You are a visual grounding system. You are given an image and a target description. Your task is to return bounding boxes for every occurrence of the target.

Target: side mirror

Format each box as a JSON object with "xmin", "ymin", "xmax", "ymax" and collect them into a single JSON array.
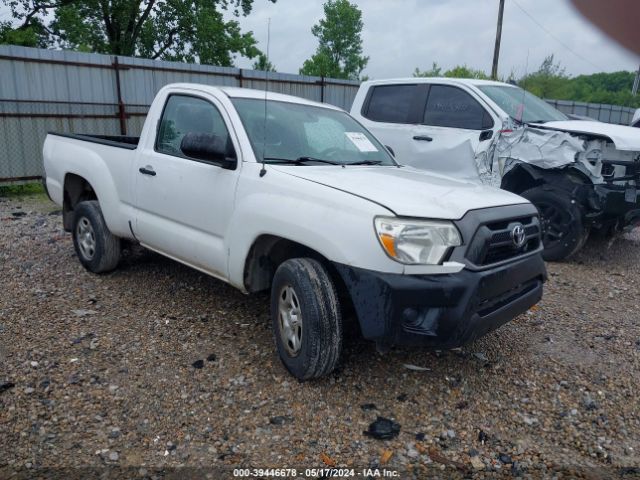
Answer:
[
  {"xmin": 385, "ymin": 145, "xmax": 395, "ymax": 157},
  {"xmin": 180, "ymin": 132, "xmax": 236, "ymax": 169}
]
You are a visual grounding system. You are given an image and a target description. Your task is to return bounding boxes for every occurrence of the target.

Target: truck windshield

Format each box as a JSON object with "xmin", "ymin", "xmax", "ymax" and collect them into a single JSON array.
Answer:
[
  {"xmin": 478, "ymin": 85, "xmax": 568, "ymax": 124},
  {"xmin": 231, "ymin": 98, "xmax": 396, "ymax": 166}
]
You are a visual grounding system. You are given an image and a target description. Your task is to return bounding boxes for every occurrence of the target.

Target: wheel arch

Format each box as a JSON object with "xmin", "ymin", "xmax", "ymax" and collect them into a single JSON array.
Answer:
[{"xmin": 62, "ymin": 173, "xmax": 98, "ymax": 231}]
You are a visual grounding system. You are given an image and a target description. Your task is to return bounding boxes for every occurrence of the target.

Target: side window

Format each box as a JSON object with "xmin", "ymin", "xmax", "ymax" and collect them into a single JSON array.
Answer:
[
  {"xmin": 423, "ymin": 85, "xmax": 493, "ymax": 130},
  {"xmin": 364, "ymin": 84, "xmax": 417, "ymax": 123},
  {"xmin": 156, "ymin": 95, "xmax": 231, "ymax": 158}
]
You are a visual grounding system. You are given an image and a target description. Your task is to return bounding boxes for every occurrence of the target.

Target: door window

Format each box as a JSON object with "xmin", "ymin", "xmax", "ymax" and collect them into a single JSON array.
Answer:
[
  {"xmin": 364, "ymin": 84, "xmax": 417, "ymax": 123},
  {"xmin": 423, "ymin": 85, "xmax": 493, "ymax": 130},
  {"xmin": 156, "ymin": 95, "xmax": 231, "ymax": 158}
]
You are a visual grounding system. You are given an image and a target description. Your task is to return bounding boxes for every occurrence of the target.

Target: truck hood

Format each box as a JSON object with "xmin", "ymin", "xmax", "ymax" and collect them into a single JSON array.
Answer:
[
  {"xmin": 533, "ymin": 120, "xmax": 640, "ymax": 151},
  {"xmin": 274, "ymin": 165, "xmax": 528, "ymax": 219}
]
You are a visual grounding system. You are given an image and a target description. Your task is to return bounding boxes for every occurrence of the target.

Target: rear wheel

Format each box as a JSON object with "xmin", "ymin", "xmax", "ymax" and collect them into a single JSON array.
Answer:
[
  {"xmin": 270, "ymin": 258, "xmax": 342, "ymax": 380},
  {"xmin": 520, "ymin": 187, "xmax": 587, "ymax": 261},
  {"xmin": 72, "ymin": 200, "xmax": 121, "ymax": 273}
]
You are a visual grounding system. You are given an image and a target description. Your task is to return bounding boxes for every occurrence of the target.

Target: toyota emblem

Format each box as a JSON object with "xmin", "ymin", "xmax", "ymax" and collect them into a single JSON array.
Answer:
[{"xmin": 511, "ymin": 223, "xmax": 526, "ymax": 248}]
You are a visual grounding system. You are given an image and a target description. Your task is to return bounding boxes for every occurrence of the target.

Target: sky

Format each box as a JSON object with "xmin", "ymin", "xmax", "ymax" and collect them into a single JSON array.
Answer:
[
  {"xmin": 1, "ymin": 0, "xmax": 638, "ymax": 79},
  {"xmin": 232, "ymin": 0, "xmax": 640, "ymax": 79}
]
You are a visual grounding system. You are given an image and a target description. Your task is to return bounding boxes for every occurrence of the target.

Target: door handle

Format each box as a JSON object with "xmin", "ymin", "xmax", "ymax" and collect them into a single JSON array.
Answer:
[
  {"xmin": 139, "ymin": 166, "xmax": 156, "ymax": 176},
  {"xmin": 412, "ymin": 135, "xmax": 433, "ymax": 142}
]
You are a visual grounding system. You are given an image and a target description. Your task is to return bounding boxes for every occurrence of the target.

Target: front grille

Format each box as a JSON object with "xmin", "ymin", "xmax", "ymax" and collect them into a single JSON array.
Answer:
[{"xmin": 466, "ymin": 215, "xmax": 541, "ymax": 266}]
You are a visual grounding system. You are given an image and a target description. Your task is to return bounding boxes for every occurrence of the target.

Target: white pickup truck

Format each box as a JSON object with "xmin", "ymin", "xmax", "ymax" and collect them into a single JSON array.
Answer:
[
  {"xmin": 352, "ymin": 78, "xmax": 640, "ymax": 260},
  {"xmin": 43, "ymin": 83, "xmax": 546, "ymax": 379}
]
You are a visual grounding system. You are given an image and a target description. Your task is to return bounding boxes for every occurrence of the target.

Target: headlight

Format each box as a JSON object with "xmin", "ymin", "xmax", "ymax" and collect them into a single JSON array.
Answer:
[{"xmin": 374, "ymin": 216, "xmax": 461, "ymax": 265}]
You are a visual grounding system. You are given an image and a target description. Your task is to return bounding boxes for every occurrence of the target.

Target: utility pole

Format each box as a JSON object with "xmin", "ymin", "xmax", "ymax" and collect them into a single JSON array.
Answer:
[
  {"xmin": 491, "ymin": 0, "xmax": 505, "ymax": 80},
  {"xmin": 633, "ymin": 64, "xmax": 640, "ymax": 96}
]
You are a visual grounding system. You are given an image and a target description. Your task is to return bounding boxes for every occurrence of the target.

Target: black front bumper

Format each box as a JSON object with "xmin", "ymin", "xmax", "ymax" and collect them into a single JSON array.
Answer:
[
  {"xmin": 334, "ymin": 253, "xmax": 546, "ymax": 349},
  {"xmin": 591, "ymin": 183, "xmax": 640, "ymax": 229}
]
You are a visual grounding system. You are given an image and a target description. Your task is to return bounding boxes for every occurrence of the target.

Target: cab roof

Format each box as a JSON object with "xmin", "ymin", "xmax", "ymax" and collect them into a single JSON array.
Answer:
[{"xmin": 162, "ymin": 83, "xmax": 342, "ymax": 110}]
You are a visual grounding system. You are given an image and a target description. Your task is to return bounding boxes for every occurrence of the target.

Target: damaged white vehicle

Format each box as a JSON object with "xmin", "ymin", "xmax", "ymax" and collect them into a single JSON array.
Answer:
[{"xmin": 352, "ymin": 78, "xmax": 640, "ymax": 260}]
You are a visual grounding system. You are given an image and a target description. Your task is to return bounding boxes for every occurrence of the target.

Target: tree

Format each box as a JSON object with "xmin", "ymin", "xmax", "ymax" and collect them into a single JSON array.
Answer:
[
  {"xmin": 519, "ymin": 54, "xmax": 570, "ymax": 99},
  {"xmin": 1, "ymin": 0, "xmax": 275, "ymax": 66},
  {"xmin": 413, "ymin": 63, "xmax": 488, "ymax": 79},
  {"xmin": 299, "ymin": 0, "xmax": 368, "ymax": 80},
  {"xmin": 413, "ymin": 63, "xmax": 442, "ymax": 77},
  {"xmin": 252, "ymin": 52, "xmax": 275, "ymax": 71}
]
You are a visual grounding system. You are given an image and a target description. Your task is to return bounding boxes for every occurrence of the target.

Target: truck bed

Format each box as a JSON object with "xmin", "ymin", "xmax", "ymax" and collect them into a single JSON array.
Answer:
[{"xmin": 48, "ymin": 132, "xmax": 140, "ymax": 150}]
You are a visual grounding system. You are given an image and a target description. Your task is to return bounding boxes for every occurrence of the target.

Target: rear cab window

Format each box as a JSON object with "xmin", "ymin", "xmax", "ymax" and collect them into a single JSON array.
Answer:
[{"xmin": 363, "ymin": 84, "xmax": 418, "ymax": 123}]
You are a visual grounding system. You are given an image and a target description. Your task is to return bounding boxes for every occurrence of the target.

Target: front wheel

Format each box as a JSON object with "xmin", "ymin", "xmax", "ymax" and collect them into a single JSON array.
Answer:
[
  {"xmin": 270, "ymin": 258, "xmax": 343, "ymax": 380},
  {"xmin": 520, "ymin": 187, "xmax": 588, "ymax": 261}
]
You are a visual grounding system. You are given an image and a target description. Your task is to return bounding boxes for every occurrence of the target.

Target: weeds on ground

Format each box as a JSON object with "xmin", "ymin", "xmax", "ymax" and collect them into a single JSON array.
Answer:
[{"xmin": 0, "ymin": 182, "xmax": 45, "ymax": 197}]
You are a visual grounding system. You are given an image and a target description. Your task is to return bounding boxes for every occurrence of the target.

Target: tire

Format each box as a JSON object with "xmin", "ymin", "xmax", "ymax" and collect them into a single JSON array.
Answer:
[
  {"xmin": 270, "ymin": 258, "xmax": 343, "ymax": 380},
  {"xmin": 72, "ymin": 200, "xmax": 121, "ymax": 273},
  {"xmin": 520, "ymin": 186, "xmax": 588, "ymax": 261}
]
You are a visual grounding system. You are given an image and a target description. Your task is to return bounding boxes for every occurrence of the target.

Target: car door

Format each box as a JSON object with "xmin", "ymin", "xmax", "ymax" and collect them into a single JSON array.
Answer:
[
  {"xmin": 357, "ymin": 83, "xmax": 421, "ymax": 162},
  {"xmin": 407, "ymin": 84, "xmax": 498, "ymax": 182},
  {"xmin": 134, "ymin": 92, "xmax": 240, "ymax": 280}
]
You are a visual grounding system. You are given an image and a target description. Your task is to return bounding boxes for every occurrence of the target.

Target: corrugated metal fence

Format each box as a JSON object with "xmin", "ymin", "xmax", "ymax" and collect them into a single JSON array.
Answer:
[
  {"xmin": 545, "ymin": 98, "xmax": 637, "ymax": 125},
  {"xmin": 0, "ymin": 45, "xmax": 359, "ymax": 183},
  {"xmin": 1, "ymin": 45, "xmax": 638, "ymax": 183}
]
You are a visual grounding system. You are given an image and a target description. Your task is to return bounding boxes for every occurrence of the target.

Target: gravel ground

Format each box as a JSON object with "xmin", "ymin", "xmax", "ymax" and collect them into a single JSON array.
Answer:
[{"xmin": 1, "ymin": 193, "xmax": 639, "ymax": 479}]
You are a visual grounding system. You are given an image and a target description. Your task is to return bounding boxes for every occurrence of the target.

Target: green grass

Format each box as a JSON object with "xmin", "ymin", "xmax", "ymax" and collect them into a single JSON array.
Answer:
[{"xmin": 0, "ymin": 182, "xmax": 45, "ymax": 197}]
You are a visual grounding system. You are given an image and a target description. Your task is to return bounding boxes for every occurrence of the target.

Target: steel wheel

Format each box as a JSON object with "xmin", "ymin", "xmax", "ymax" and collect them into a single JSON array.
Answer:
[
  {"xmin": 75, "ymin": 216, "xmax": 96, "ymax": 260},
  {"xmin": 278, "ymin": 285, "xmax": 303, "ymax": 357}
]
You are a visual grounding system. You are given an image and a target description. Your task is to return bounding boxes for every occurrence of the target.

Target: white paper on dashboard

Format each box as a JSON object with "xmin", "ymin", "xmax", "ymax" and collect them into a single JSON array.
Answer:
[{"xmin": 345, "ymin": 132, "xmax": 378, "ymax": 152}]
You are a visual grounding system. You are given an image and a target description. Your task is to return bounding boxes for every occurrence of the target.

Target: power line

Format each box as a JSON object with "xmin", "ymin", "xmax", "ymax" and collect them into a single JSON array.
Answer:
[{"xmin": 511, "ymin": 0, "xmax": 605, "ymax": 71}]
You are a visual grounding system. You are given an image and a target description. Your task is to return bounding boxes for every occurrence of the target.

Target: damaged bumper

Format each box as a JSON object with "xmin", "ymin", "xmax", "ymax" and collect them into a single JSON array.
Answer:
[
  {"xmin": 334, "ymin": 254, "xmax": 546, "ymax": 349},
  {"xmin": 592, "ymin": 183, "xmax": 640, "ymax": 229}
]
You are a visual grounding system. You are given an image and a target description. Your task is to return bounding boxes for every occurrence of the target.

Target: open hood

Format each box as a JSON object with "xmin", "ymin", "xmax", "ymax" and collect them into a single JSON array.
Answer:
[
  {"xmin": 273, "ymin": 165, "xmax": 528, "ymax": 219},
  {"xmin": 533, "ymin": 120, "xmax": 640, "ymax": 151}
]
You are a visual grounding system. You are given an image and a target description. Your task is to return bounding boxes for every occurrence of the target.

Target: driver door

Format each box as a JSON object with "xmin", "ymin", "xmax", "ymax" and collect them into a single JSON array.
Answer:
[{"xmin": 133, "ymin": 92, "xmax": 240, "ymax": 279}]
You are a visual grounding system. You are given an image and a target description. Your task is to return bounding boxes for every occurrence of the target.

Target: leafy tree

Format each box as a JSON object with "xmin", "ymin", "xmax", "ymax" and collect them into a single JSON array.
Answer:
[
  {"xmin": 1, "ymin": 0, "xmax": 275, "ymax": 66},
  {"xmin": 299, "ymin": 0, "xmax": 368, "ymax": 80},
  {"xmin": 413, "ymin": 63, "xmax": 488, "ymax": 79},
  {"xmin": 519, "ymin": 54, "xmax": 570, "ymax": 99},
  {"xmin": 413, "ymin": 63, "xmax": 442, "ymax": 77},
  {"xmin": 252, "ymin": 52, "xmax": 275, "ymax": 71}
]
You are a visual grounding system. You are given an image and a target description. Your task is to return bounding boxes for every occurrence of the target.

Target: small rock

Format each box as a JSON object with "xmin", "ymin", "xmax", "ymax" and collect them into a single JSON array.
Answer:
[
  {"xmin": 192, "ymin": 359, "xmax": 204, "ymax": 369},
  {"xmin": 269, "ymin": 416, "xmax": 290, "ymax": 426},
  {"xmin": 473, "ymin": 352, "xmax": 488, "ymax": 362},
  {"xmin": 108, "ymin": 451, "xmax": 119, "ymax": 461},
  {"xmin": 396, "ymin": 393, "xmax": 408, "ymax": 402},
  {"xmin": 471, "ymin": 456, "xmax": 485, "ymax": 470},
  {"xmin": 0, "ymin": 381, "xmax": 15, "ymax": 394},
  {"xmin": 364, "ymin": 417, "xmax": 401, "ymax": 440},
  {"xmin": 360, "ymin": 403, "xmax": 377, "ymax": 411},
  {"xmin": 24, "ymin": 387, "xmax": 35, "ymax": 394},
  {"xmin": 499, "ymin": 453, "xmax": 513, "ymax": 464},
  {"xmin": 415, "ymin": 432, "xmax": 426, "ymax": 441},
  {"xmin": 29, "ymin": 361, "xmax": 39, "ymax": 368},
  {"xmin": 478, "ymin": 430, "xmax": 489, "ymax": 444},
  {"xmin": 206, "ymin": 353, "xmax": 216, "ymax": 362},
  {"xmin": 72, "ymin": 309, "xmax": 97, "ymax": 317}
]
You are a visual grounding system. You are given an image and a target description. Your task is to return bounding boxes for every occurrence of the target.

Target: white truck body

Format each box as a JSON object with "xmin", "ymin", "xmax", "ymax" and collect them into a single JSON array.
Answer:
[
  {"xmin": 351, "ymin": 78, "xmax": 640, "ymax": 260},
  {"xmin": 43, "ymin": 83, "xmax": 546, "ymax": 379}
]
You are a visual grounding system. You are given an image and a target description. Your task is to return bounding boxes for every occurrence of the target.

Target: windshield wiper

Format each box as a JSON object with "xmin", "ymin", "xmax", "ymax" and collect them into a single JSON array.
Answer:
[
  {"xmin": 263, "ymin": 156, "xmax": 342, "ymax": 165},
  {"xmin": 347, "ymin": 160, "xmax": 383, "ymax": 165},
  {"xmin": 526, "ymin": 120, "xmax": 548, "ymax": 124}
]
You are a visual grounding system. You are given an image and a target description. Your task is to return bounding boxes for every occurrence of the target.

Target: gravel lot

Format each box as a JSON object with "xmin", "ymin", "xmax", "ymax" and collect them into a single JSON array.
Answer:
[{"xmin": 1, "ymin": 193, "xmax": 639, "ymax": 479}]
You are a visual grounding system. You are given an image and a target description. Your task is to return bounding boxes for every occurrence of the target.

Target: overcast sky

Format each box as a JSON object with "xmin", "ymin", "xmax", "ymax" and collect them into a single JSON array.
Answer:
[
  {"xmin": 233, "ymin": 0, "xmax": 640, "ymax": 79},
  {"xmin": 1, "ymin": 0, "xmax": 638, "ymax": 78}
]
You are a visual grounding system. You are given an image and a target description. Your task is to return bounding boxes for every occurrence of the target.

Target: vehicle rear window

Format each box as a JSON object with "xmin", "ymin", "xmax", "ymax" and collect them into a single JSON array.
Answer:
[
  {"xmin": 364, "ymin": 84, "xmax": 417, "ymax": 123},
  {"xmin": 423, "ymin": 85, "xmax": 493, "ymax": 130}
]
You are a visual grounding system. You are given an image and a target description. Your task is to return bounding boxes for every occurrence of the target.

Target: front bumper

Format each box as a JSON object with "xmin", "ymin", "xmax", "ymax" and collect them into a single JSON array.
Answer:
[
  {"xmin": 334, "ymin": 253, "xmax": 546, "ymax": 349},
  {"xmin": 591, "ymin": 183, "xmax": 640, "ymax": 229}
]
